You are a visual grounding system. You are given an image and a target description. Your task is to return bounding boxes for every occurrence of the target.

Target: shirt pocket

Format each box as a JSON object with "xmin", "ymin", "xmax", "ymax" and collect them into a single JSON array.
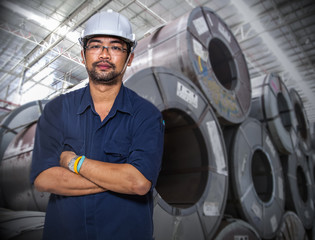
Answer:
[
  {"xmin": 63, "ymin": 138, "xmax": 84, "ymax": 155},
  {"xmin": 103, "ymin": 141, "xmax": 130, "ymax": 163}
]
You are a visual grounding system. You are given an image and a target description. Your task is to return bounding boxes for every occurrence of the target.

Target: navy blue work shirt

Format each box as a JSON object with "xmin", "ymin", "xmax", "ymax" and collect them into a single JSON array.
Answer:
[{"xmin": 30, "ymin": 84, "xmax": 164, "ymax": 240}]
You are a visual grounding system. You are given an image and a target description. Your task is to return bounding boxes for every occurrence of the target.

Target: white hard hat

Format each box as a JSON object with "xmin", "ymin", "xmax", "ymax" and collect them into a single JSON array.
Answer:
[{"xmin": 79, "ymin": 10, "xmax": 136, "ymax": 51}]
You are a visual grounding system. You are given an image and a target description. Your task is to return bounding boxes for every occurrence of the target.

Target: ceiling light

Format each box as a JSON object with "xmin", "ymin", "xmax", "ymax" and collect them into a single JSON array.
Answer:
[{"xmin": 1, "ymin": 0, "xmax": 59, "ymax": 30}]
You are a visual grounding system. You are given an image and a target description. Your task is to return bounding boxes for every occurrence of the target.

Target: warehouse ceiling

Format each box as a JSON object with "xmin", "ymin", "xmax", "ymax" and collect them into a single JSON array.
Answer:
[{"xmin": 0, "ymin": 0, "xmax": 314, "ymax": 124}]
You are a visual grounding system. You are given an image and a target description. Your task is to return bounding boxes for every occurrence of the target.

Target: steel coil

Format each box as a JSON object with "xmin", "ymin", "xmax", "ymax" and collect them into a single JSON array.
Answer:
[
  {"xmin": 0, "ymin": 100, "xmax": 47, "ymax": 162},
  {"xmin": 0, "ymin": 100, "xmax": 48, "ymax": 209},
  {"xmin": 124, "ymin": 67, "xmax": 228, "ymax": 240},
  {"xmin": 213, "ymin": 218, "xmax": 261, "ymax": 240},
  {"xmin": 312, "ymin": 123, "xmax": 315, "ymax": 150},
  {"xmin": 250, "ymin": 73, "xmax": 296, "ymax": 155},
  {"xmin": 289, "ymin": 88, "xmax": 311, "ymax": 155},
  {"xmin": 275, "ymin": 211, "xmax": 307, "ymax": 240},
  {"xmin": 310, "ymin": 151, "xmax": 315, "ymax": 203},
  {"xmin": 281, "ymin": 147, "xmax": 315, "ymax": 229},
  {"xmin": 125, "ymin": 6, "xmax": 251, "ymax": 125},
  {"xmin": 224, "ymin": 117, "xmax": 285, "ymax": 239},
  {"xmin": 0, "ymin": 123, "xmax": 50, "ymax": 212},
  {"xmin": 0, "ymin": 208, "xmax": 45, "ymax": 240}
]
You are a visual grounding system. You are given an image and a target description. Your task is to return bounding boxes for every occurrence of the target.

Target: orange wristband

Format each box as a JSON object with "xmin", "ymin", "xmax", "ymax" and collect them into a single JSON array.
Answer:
[{"xmin": 74, "ymin": 156, "xmax": 82, "ymax": 174}]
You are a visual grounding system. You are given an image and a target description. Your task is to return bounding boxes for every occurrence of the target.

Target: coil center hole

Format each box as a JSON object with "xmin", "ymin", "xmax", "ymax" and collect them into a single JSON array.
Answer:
[
  {"xmin": 277, "ymin": 92, "xmax": 292, "ymax": 132},
  {"xmin": 251, "ymin": 149, "xmax": 273, "ymax": 203},
  {"xmin": 156, "ymin": 109, "xmax": 208, "ymax": 209},
  {"xmin": 209, "ymin": 38, "xmax": 237, "ymax": 90},
  {"xmin": 294, "ymin": 103, "xmax": 307, "ymax": 140},
  {"xmin": 296, "ymin": 165, "xmax": 308, "ymax": 203}
]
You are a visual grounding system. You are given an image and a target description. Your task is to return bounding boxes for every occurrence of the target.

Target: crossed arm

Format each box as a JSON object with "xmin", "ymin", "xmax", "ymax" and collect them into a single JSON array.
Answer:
[{"xmin": 34, "ymin": 151, "xmax": 151, "ymax": 196}]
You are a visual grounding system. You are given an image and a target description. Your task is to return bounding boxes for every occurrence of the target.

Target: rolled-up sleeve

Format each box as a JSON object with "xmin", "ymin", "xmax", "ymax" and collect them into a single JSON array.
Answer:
[
  {"xmin": 30, "ymin": 97, "xmax": 65, "ymax": 184},
  {"xmin": 128, "ymin": 101, "xmax": 164, "ymax": 190}
]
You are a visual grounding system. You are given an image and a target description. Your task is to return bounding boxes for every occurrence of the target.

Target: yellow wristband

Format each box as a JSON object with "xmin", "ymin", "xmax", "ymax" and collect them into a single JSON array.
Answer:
[{"xmin": 74, "ymin": 156, "xmax": 82, "ymax": 174}]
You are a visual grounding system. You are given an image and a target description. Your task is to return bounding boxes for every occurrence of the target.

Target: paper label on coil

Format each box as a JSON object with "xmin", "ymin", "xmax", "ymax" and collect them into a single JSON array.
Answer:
[
  {"xmin": 192, "ymin": 38, "xmax": 208, "ymax": 62},
  {"xmin": 203, "ymin": 201, "xmax": 220, "ymax": 216},
  {"xmin": 270, "ymin": 215, "xmax": 278, "ymax": 232},
  {"xmin": 206, "ymin": 14, "xmax": 214, "ymax": 27},
  {"xmin": 251, "ymin": 202, "xmax": 262, "ymax": 220},
  {"xmin": 176, "ymin": 82, "xmax": 198, "ymax": 108},
  {"xmin": 278, "ymin": 177, "xmax": 284, "ymax": 200},
  {"xmin": 241, "ymin": 153, "xmax": 248, "ymax": 176},
  {"xmin": 148, "ymin": 48, "xmax": 153, "ymax": 66},
  {"xmin": 193, "ymin": 16, "xmax": 208, "ymax": 36},
  {"xmin": 265, "ymin": 135, "xmax": 276, "ymax": 158},
  {"xmin": 218, "ymin": 22, "xmax": 231, "ymax": 43},
  {"xmin": 206, "ymin": 120, "xmax": 227, "ymax": 175}
]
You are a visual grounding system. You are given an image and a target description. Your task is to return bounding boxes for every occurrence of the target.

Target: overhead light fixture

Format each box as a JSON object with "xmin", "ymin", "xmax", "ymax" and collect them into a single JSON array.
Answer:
[{"xmin": 1, "ymin": 0, "xmax": 59, "ymax": 30}]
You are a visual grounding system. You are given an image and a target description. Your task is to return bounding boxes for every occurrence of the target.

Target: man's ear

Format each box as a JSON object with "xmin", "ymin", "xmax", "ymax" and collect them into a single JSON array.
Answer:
[
  {"xmin": 127, "ymin": 52, "xmax": 134, "ymax": 66},
  {"xmin": 81, "ymin": 50, "xmax": 85, "ymax": 64}
]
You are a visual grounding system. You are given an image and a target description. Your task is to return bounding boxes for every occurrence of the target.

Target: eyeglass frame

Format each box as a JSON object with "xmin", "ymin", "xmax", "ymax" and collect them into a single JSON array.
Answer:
[{"xmin": 84, "ymin": 44, "xmax": 128, "ymax": 55}]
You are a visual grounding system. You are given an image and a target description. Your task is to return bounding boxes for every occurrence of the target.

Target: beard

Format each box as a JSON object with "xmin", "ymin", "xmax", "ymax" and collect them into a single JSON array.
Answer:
[{"xmin": 87, "ymin": 61, "xmax": 120, "ymax": 86}]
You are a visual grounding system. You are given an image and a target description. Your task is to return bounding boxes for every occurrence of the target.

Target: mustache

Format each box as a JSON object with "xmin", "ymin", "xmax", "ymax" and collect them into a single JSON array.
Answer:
[{"xmin": 92, "ymin": 60, "xmax": 116, "ymax": 68}]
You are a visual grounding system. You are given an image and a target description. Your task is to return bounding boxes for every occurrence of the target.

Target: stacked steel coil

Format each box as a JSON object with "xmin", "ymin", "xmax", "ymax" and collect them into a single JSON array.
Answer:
[
  {"xmin": 125, "ymin": 67, "xmax": 228, "ymax": 239},
  {"xmin": 124, "ymin": 7, "xmax": 251, "ymax": 125},
  {"xmin": 0, "ymin": 6, "xmax": 314, "ymax": 240}
]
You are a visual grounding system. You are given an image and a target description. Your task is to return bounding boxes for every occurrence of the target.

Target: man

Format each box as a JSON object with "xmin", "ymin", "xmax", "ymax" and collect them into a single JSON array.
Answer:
[{"xmin": 30, "ymin": 10, "xmax": 164, "ymax": 240}]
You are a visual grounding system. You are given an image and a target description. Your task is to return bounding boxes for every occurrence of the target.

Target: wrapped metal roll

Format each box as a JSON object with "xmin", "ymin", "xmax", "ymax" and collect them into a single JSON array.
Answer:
[
  {"xmin": 309, "ymin": 151, "xmax": 315, "ymax": 203},
  {"xmin": 250, "ymin": 73, "xmax": 296, "ymax": 155},
  {"xmin": 125, "ymin": 6, "xmax": 251, "ymax": 125},
  {"xmin": 224, "ymin": 117, "xmax": 285, "ymax": 239},
  {"xmin": 213, "ymin": 218, "xmax": 261, "ymax": 240},
  {"xmin": 312, "ymin": 123, "xmax": 315, "ymax": 150},
  {"xmin": 289, "ymin": 88, "xmax": 311, "ymax": 155},
  {"xmin": 275, "ymin": 211, "xmax": 307, "ymax": 240},
  {"xmin": 0, "ymin": 123, "xmax": 50, "ymax": 212},
  {"xmin": 0, "ymin": 208, "xmax": 45, "ymax": 240},
  {"xmin": 0, "ymin": 100, "xmax": 48, "ymax": 209},
  {"xmin": 281, "ymin": 146, "xmax": 315, "ymax": 229},
  {"xmin": 0, "ymin": 100, "xmax": 47, "ymax": 162},
  {"xmin": 124, "ymin": 67, "xmax": 228, "ymax": 240}
]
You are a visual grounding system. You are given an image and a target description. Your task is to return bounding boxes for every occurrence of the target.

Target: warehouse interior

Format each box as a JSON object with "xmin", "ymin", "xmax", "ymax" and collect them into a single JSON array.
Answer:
[
  {"xmin": 0, "ymin": 0, "xmax": 314, "ymax": 122},
  {"xmin": 0, "ymin": 0, "xmax": 314, "ymax": 239}
]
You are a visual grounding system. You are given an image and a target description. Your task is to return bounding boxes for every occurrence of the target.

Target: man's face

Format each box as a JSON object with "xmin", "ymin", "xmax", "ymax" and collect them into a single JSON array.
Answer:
[{"xmin": 82, "ymin": 36, "xmax": 131, "ymax": 85}]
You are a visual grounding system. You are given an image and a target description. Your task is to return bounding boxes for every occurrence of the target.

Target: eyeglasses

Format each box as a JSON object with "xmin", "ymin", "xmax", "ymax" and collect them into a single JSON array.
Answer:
[{"xmin": 85, "ymin": 44, "xmax": 127, "ymax": 55}]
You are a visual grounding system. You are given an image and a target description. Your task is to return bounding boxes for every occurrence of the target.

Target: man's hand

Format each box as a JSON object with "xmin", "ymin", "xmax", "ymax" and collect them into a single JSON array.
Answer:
[
  {"xmin": 34, "ymin": 151, "xmax": 108, "ymax": 196},
  {"xmin": 60, "ymin": 151, "xmax": 77, "ymax": 168}
]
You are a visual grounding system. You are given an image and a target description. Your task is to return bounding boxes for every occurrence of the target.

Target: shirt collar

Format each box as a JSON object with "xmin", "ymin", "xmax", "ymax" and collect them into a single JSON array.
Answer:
[{"xmin": 77, "ymin": 83, "xmax": 133, "ymax": 115}]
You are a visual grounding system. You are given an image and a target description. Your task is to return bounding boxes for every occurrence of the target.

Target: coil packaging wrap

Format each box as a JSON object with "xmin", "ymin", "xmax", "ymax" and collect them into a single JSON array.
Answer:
[
  {"xmin": 281, "ymin": 147, "xmax": 315, "ymax": 229},
  {"xmin": 125, "ymin": 6, "xmax": 251, "ymax": 125},
  {"xmin": 289, "ymin": 88, "xmax": 311, "ymax": 155},
  {"xmin": 224, "ymin": 117, "xmax": 285, "ymax": 239},
  {"xmin": 213, "ymin": 218, "xmax": 261, "ymax": 240},
  {"xmin": 0, "ymin": 123, "xmax": 49, "ymax": 212},
  {"xmin": 124, "ymin": 67, "xmax": 228, "ymax": 240},
  {"xmin": 250, "ymin": 74, "xmax": 296, "ymax": 155}
]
